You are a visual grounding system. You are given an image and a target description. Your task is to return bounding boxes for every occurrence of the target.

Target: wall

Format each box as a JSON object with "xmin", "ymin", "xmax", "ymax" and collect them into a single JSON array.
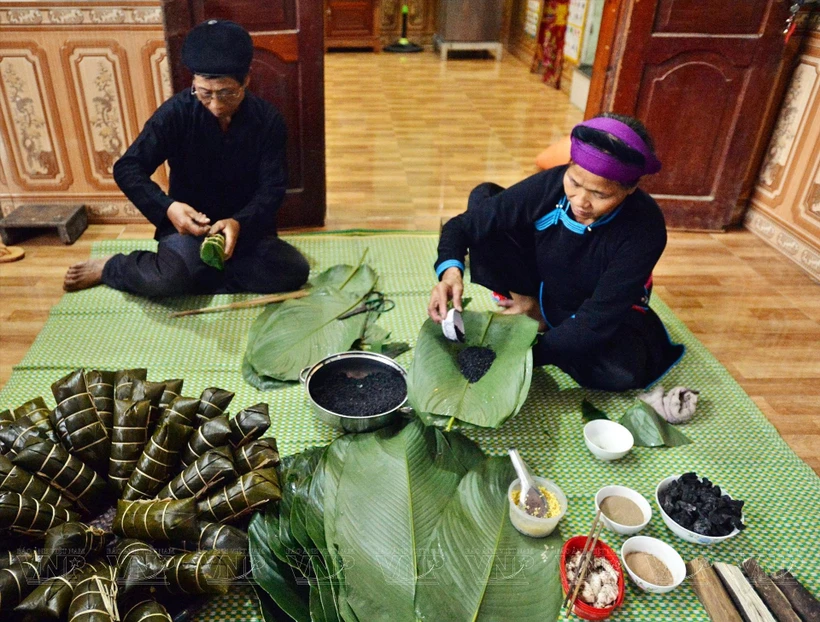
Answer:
[
  {"xmin": 747, "ymin": 20, "xmax": 820, "ymax": 283},
  {"xmin": 0, "ymin": 0, "xmax": 170, "ymax": 223}
]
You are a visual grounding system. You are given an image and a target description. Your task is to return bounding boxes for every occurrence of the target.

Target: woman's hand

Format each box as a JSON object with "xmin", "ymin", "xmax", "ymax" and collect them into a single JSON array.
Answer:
[
  {"xmin": 428, "ymin": 267, "xmax": 463, "ymax": 323},
  {"xmin": 208, "ymin": 218, "xmax": 241, "ymax": 260},
  {"xmin": 496, "ymin": 293, "xmax": 547, "ymax": 331},
  {"xmin": 167, "ymin": 201, "xmax": 210, "ymax": 236}
]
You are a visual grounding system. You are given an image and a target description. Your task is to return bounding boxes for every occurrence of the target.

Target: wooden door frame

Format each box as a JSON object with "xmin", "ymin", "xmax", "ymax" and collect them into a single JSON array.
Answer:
[{"xmin": 584, "ymin": 0, "xmax": 806, "ymax": 229}]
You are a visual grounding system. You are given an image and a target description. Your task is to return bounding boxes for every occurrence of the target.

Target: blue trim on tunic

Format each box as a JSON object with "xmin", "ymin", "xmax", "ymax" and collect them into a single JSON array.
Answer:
[
  {"xmin": 436, "ymin": 259, "xmax": 464, "ymax": 278},
  {"xmin": 535, "ymin": 196, "xmax": 625, "ymax": 234}
]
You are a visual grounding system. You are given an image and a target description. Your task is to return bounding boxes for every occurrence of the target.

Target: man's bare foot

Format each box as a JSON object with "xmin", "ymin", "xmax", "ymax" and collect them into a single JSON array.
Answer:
[{"xmin": 63, "ymin": 257, "xmax": 109, "ymax": 292}]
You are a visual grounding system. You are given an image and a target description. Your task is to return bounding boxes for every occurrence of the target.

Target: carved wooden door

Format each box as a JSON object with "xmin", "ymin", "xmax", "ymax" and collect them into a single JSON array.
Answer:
[
  {"xmin": 325, "ymin": 0, "xmax": 381, "ymax": 50},
  {"xmin": 162, "ymin": 0, "xmax": 326, "ymax": 229},
  {"xmin": 586, "ymin": 0, "xmax": 799, "ymax": 230}
]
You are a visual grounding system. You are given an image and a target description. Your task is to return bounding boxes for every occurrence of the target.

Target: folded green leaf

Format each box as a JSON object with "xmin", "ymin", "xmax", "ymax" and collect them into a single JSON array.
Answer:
[
  {"xmin": 180, "ymin": 415, "xmax": 231, "ymax": 468},
  {"xmin": 582, "ymin": 399, "xmax": 610, "ymax": 421},
  {"xmin": 67, "ymin": 562, "xmax": 117, "ymax": 622},
  {"xmin": 0, "ymin": 492, "xmax": 79, "ymax": 537},
  {"xmin": 233, "ymin": 438, "xmax": 280, "ymax": 475},
  {"xmin": 113, "ymin": 498, "xmax": 200, "ymax": 542},
  {"xmin": 156, "ymin": 446, "xmax": 236, "ymax": 500},
  {"xmin": 157, "ymin": 396, "xmax": 200, "ymax": 428},
  {"xmin": 228, "ymin": 403, "xmax": 270, "ymax": 448},
  {"xmin": 115, "ymin": 539, "xmax": 166, "ymax": 595},
  {"xmin": 244, "ymin": 264, "xmax": 378, "ymax": 382},
  {"xmin": 130, "ymin": 379, "xmax": 167, "ymax": 428},
  {"xmin": 0, "ymin": 549, "xmax": 35, "ymax": 570},
  {"xmin": 619, "ymin": 400, "xmax": 693, "ymax": 447},
  {"xmin": 197, "ymin": 387, "xmax": 235, "ymax": 425},
  {"xmin": 122, "ymin": 420, "xmax": 193, "ymax": 501},
  {"xmin": 158, "ymin": 378, "xmax": 184, "ymax": 411},
  {"xmin": 408, "ymin": 312, "xmax": 539, "ymax": 428},
  {"xmin": 11, "ymin": 439, "xmax": 108, "ymax": 515},
  {"xmin": 114, "ymin": 369, "xmax": 148, "ymax": 400},
  {"xmin": 0, "ymin": 413, "xmax": 54, "ymax": 456},
  {"xmin": 163, "ymin": 550, "xmax": 245, "ymax": 595},
  {"xmin": 200, "ymin": 233, "xmax": 226, "ymax": 270},
  {"xmin": 0, "ymin": 453, "xmax": 69, "ymax": 508},
  {"xmin": 50, "ymin": 369, "xmax": 110, "ymax": 470},
  {"xmin": 109, "ymin": 399, "xmax": 152, "ymax": 494},
  {"xmin": 198, "ymin": 467, "xmax": 281, "ymax": 524},
  {"xmin": 6, "ymin": 397, "xmax": 59, "ymax": 444},
  {"xmin": 85, "ymin": 370, "xmax": 115, "ymax": 435},
  {"xmin": 121, "ymin": 594, "xmax": 172, "ymax": 622},
  {"xmin": 15, "ymin": 569, "xmax": 79, "ymax": 619},
  {"xmin": 42, "ymin": 522, "xmax": 108, "ymax": 569},
  {"xmin": 0, "ymin": 558, "xmax": 41, "ymax": 610},
  {"xmin": 180, "ymin": 522, "xmax": 249, "ymax": 553}
]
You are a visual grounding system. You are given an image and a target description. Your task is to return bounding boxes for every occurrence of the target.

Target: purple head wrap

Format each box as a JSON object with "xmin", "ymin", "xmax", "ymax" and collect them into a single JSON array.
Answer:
[{"xmin": 570, "ymin": 117, "xmax": 662, "ymax": 185}]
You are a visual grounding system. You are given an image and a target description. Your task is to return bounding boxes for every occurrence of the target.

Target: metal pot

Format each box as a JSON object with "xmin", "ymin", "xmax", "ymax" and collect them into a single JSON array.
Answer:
[{"xmin": 299, "ymin": 351, "xmax": 408, "ymax": 433}]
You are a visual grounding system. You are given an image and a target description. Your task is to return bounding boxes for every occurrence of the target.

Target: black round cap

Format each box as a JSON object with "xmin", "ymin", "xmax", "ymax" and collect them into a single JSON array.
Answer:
[{"xmin": 182, "ymin": 19, "xmax": 253, "ymax": 77}]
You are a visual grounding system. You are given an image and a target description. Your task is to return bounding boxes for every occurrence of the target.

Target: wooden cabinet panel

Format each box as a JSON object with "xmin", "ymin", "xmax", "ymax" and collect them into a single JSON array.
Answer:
[{"xmin": 325, "ymin": 0, "xmax": 380, "ymax": 50}]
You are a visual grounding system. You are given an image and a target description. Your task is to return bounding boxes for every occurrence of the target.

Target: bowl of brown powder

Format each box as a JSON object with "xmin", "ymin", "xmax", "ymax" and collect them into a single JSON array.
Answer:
[
  {"xmin": 620, "ymin": 536, "xmax": 686, "ymax": 594},
  {"xmin": 595, "ymin": 485, "xmax": 652, "ymax": 535}
]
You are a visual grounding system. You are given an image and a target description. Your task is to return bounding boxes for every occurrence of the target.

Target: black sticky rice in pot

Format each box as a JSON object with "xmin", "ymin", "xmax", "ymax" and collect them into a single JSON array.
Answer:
[
  {"xmin": 311, "ymin": 371, "xmax": 406, "ymax": 416},
  {"xmin": 457, "ymin": 346, "xmax": 496, "ymax": 383}
]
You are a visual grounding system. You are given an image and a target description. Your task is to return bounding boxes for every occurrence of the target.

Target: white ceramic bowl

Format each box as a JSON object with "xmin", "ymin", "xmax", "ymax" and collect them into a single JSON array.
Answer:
[
  {"xmin": 595, "ymin": 485, "xmax": 652, "ymax": 535},
  {"xmin": 508, "ymin": 476, "xmax": 568, "ymax": 538},
  {"xmin": 655, "ymin": 475, "xmax": 743, "ymax": 545},
  {"xmin": 620, "ymin": 536, "xmax": 686, "ymax": 594},
  {"xmin": 583, "ymin": 420, "xmax": 634, "ymax": 461}
]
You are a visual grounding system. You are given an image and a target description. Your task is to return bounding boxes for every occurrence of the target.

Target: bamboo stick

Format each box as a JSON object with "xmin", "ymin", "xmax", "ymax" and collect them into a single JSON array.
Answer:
[
  {"xmin": 169, "ymin": 289, "xmax": 310, "ymax": 317},
  {"xmin": 742, "ymin": 558, "xmax": 801, "ymax": 622},
  {"xmin": 770, "ymin": 569, "xmax": 820, "ymax": 621},
  {"xmin": 713, "ymin": 562, "xmax": 776, "ymax": 622},
  {"xmin": 687, "ymin": 557, "xmax": 743, "ymax": 622}
]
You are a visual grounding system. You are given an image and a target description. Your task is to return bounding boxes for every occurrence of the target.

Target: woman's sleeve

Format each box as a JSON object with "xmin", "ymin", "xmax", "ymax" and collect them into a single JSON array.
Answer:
[
  {"xmin": 434, "ymin": 168, "xmax": 561, "ymax": 278},
  {"xmin": 535, "ymin": 214, "xmax": 667, "ymax": 361}
]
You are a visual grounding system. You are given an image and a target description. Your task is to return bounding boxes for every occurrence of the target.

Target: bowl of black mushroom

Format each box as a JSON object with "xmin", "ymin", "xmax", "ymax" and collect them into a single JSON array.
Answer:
[
  {"xmin": 655, "ymin": 473, "xmax": 746, "ymax": 545},
  {"xmin": 301, "ymin": 351, "xmax": 408, "ymax": 433}
]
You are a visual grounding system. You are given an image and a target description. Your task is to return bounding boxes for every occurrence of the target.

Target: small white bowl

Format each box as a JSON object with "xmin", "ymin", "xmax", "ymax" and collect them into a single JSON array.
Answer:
[
  {"xmin": 655, "ymin": 475, "xmax": 744, "ymax": 545},
  {"xmin": 583, "ymin": 420, "xmax": 634, "ymax": 461},
  {"xmin": 595, "ymin": 485, "xmax": 652, "ymax": 535},
  {"xmin": 508, "ymin": 476, "xmax": 568, "ymax": 538},
  {"xmin": 620, "ymin": 536, "xmax": 686, "ymax": 594}
]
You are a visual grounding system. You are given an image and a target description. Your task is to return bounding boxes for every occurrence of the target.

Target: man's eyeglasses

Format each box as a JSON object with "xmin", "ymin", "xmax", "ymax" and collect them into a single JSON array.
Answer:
[{"xmin": 191, "ymin": 84, "xmax": 244, "ymax": 103}]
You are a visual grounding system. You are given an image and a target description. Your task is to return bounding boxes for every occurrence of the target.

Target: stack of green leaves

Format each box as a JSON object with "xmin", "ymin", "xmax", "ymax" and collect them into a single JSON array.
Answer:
[
  {"xmin": 408, "ymin": 311, "xmax": 539, "ymax": 429},
  {"xmin": 249, "ymin": 417, "xmax": 564, "ymax": 622},
  {"xmin": 243, "ymin": 262, "xmax": 389, "ymax": 386},
  {"xmin": 200, "ymin": 232, "xmax": 226, "ymax": 270}
]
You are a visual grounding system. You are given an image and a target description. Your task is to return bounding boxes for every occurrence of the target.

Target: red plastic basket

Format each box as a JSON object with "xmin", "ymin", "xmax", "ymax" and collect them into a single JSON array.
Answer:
[{"xmin": 560, "ymin": 535, "xmax": 625, "ymax": 620}]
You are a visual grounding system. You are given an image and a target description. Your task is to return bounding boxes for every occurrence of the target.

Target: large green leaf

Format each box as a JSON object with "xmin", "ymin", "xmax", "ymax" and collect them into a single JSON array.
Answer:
[
  {"xmin": 331, "ymin": 420, "xmax": 479, "ymax": 622},
  {"xmin": 414, "ymin": 458, "xmax": 564, "ymax": 622},
  {"xmin": 619, "ymin": 401, "xmax": 692, "ymax": 447},
  {"xmin": 407, "ymin": 312, "xmax": 539, "ymax": 428},
  {"xmin": 244, "ymin": 264, "xmax": 377, "ymax": 382}
]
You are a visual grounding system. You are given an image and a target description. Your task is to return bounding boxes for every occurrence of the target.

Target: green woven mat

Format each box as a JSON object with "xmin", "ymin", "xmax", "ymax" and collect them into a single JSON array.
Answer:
[{"xmin": 2, "ymin": 232, "xmax": 818, "ymax": 621}]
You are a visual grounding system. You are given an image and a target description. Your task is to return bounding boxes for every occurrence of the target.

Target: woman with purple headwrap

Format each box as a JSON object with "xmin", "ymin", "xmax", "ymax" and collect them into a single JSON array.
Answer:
[{"xmin": 428, "ymin": 113, "xmax": 684, "ymax": 391}]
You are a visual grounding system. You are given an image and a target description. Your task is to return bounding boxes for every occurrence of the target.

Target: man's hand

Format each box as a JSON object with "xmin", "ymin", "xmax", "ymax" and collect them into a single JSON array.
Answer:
[
  {"xmin": 428, "ymin": 267, "xmax": 463, "ymax": 323},
  {"xmin": 208, "ymin": 218, "xmax": 240, "ymax": 260},
  {"xmin": 167, "ymin": 201, "xmax": 210, "ymax": 236}
]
